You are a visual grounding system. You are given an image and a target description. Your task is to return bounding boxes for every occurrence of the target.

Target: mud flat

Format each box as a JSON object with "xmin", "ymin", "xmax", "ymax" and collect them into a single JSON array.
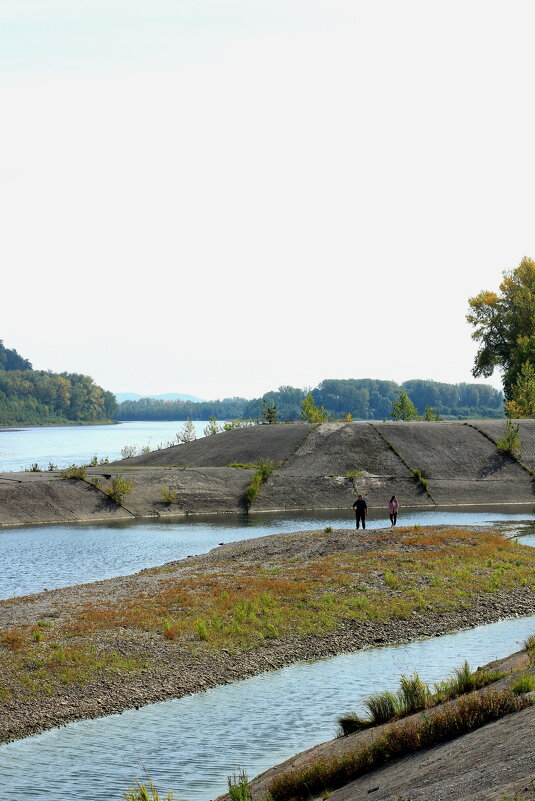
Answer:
[{"xmin": 1, "ymin": 524, "xmax": 534, "ymax": 744}]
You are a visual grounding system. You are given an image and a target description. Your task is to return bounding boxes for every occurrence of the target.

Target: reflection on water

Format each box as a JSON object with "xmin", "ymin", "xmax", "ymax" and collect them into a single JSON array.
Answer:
[
  {"xmin": 1, "ymin": 507, "xmax": 534, "ymax": 599},
  {"xmin": 0, "ymin": 614, "xmax": 534, "ymax": 801}
]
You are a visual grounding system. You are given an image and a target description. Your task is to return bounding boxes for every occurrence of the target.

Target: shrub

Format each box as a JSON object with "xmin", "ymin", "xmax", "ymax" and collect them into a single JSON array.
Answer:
[
  {"xmin": 89, "ymin": 454, "xmax": 99, "ymax": 466},
  {"xmin": 510, "ymin": 674, "xmax": 535, "ymax": 695},
  {"xmin": 244, "ymin": 459, "xmax": 274, "ymax": 510},
  {"xmin": 105, "ymin": 475, "xmax": 135, "ymax": 506},
  {"xmin": 120, "ymin": 444, "xmax": 138, "ymax": 459},
  {"xmin": 60, "ymin": 464, "xmax": 87, "ymax": 480},
  {"xmin": 204, "ymin": 416, "xmax": 221, "ymax": 436},
  {"xmin": 228, "ymin": 770, "xmax": 251, "ymax": 801},
  {"xmin": 177, "ymin": 418, "xmax": 196, "ymax": 443},
  {"xmin": 496, "ymin": 418, "xmax": 524, "ymax": 455},
  {"xmin": 47, "ymin": 462, "xmax": 58, "ymax": 471},
  {"xmin": 161, "ymin": 487, "xmax": 177, "ymax": 505},
  {"xmin": 324, "ymin": 526, "xmax": 333, "ymax": 533},
  {"xmin": 29, "ymin": 463, "xmax": 41, "ymax": 472}
]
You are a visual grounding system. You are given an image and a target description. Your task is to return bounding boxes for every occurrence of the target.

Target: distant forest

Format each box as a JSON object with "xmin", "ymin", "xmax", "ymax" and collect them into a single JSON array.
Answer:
[
  {"xmin": 115, "ymin": 378, "xmax": 504, "ymax": 422},
  {"xmin": 0, "ymin": 341, "xmax": 117, "ymax": 426}
]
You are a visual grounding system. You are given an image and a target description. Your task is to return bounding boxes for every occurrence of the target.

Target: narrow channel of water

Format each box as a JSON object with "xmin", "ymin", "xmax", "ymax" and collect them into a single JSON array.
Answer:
[
  {"xmin": 1, "ymin": 508, "xmax": 533, "ymax": 599},
  {"xmin": 1, "ymin": 614, "xmax": 534, "ymax": 801}
]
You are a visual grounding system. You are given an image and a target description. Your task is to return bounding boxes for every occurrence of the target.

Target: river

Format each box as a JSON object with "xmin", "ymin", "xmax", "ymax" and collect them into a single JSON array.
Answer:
[
  {"xmin": 1, "ymin": 507, "xmax": 533, "ymax": 600},
  {"xmin": 0, "ymin": 420, "xmax": 212, "ymax": 472}
]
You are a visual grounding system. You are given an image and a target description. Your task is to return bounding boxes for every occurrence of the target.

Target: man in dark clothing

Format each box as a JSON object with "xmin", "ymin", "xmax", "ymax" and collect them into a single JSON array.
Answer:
[{"xmin": 352, "ymin": 494, "xmax": 368, "ymax": 529}]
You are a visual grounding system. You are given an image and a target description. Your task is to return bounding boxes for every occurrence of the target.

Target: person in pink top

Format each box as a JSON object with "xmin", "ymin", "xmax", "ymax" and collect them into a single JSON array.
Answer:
[{"xmin": 388, "ymin": 495, "xmax": 399, "ymax": 526}]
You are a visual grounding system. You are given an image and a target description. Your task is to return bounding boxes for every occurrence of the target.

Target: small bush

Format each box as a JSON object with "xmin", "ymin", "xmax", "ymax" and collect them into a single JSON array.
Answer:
[
  {"xmin": 228, "ymin": 770, "xmax": 251, "ymax": 801},
  {"xmin": 60, "ymin": 465, "xmax": 87, "ymax": 480},
  {"xmin": 324, "ymin": 526, "xmax": 332, "ymax": 533},
  {"xmin": 161, "ymin": 487, "xmax": 177, "ymax": 505},
  {"xmin": 245, "ymin": 459, "xmax": 274, "ymax": 510},
  {"xmin": 47, "ymin": 462, "xmax": 58, "ymax": 471},
  {"xmin": 105, "ymin": 475, "xmax": 135, "ymax": 506},
  {"xmin": 496, "ymin": 418, "xmax": 524, "ymax": 455},
  {"xmin": 29, "ymin": 463, "xmax": 41, "ymax": 472},
  {"xmin": 120, "ymin": 445, "xmax": 138, "ymax": 459},
  {"xmin": 510, "ymin": 674, "xmax": 535, "ymax": 695},
  {"xmin": 524, "ymin": 634, "xmax": 535, "ymax": 663},
  {"xmin": 89, "ymin": 455, "xmax": 99, "ymax": 466}
]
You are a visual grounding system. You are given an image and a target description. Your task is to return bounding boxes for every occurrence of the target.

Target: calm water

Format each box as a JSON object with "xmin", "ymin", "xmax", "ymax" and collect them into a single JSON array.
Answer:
[
  {"xmin": 0, "ymin": 614, "xmax": 534, "ymax": 801},
  {"xmin": 1, "ymin": 507, "xmax": 534, "ymax": 600},
  {"xmin": 0, "ymin": 420, "xmax": 212, "ymax": 472}
]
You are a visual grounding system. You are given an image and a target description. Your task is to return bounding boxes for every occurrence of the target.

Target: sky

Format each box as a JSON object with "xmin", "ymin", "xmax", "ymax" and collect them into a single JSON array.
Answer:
[{"xmin": 1, "ymin": 0, "xmax": 534, "ymax": 400}]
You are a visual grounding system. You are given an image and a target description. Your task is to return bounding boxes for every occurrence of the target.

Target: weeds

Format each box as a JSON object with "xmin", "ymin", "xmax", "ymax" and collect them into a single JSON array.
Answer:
[
  {"xmin": 272, "ymin": 690, "xmax": 532, "ymax": 801},
  {"xmin": 105, "ymin": 475, "xmax": 135, "ymax": 506},
  {"xmin": 338, "ymin": 662, "xmax": 506, "ymax": 735},
  {"xmin": 228, "ymin": 770, "xmax": 251, "ymax": 801},
  {"xmin": 244, "ymin": 459, "xmax": 274, "ymax": 510},
  {"xmin": 346, "ymin": 470, "xmax": 363, "ymax": 478},
  {"xmin": 60, "ymin": 464, "xmax": 87, "ymax": 480},
  {"xmin": 510, "ymin": 674, "xmax": 535, "ymax": 695},
  {"xmin": 411, "ymin": 469, "xmax": 429, "ymax": 492},
  {"xmin": 161, "ymin": 487, "xmax": 177, "ymax": 505}
]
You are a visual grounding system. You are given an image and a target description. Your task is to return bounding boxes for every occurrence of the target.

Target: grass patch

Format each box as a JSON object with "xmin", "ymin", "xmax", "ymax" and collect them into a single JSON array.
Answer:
[
  {"xmin": 510, "ymin": 673, "xmax": 535, "ymax": 695},
  {"xmin": 270, "ymin": 690, "xmax": 533, "ymax": 801},
  {"xmin": 346, "ymin": 470, "xmax": 364, "ymax": 478},
  {"xmin": 244, "ymin": 459, "xmax": 274, "ymax": 510},
  {"xmin": 338, "ymin": 661, "xmax": 507, "ymax": 735}
]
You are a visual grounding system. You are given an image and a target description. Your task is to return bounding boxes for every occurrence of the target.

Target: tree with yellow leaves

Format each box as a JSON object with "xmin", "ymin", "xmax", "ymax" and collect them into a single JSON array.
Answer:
[{"xmin": 467, "ymin": 257, "xmax": 535, "ymax": 406}]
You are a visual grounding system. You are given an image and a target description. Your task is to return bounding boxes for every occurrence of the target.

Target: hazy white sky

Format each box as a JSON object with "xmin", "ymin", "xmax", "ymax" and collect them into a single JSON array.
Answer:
[{"xmin": 2, "ymin": 0, "xmax": 534, "ymax": 399}]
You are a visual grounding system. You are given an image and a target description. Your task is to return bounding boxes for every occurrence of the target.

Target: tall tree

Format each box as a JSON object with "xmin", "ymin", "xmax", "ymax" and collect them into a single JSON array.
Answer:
[{"xmin": 467, "ymin": 257, "xmax": 535, "ymax": 399}]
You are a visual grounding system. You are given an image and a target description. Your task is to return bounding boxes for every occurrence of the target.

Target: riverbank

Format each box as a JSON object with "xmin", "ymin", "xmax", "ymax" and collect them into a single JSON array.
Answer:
[
  {"xmin": 226, "ymin": 645, "xmax": 535, "ymax": 801},
  {"xmin": 0, "ymin": 420, "xmax": 534, "ymax": 525},
  {"xmin": 1, "ymin": 525, "xmax": 535, "ymax": 745}
]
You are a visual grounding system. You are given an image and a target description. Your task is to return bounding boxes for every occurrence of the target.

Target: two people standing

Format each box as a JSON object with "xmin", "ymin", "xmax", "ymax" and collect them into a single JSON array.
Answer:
[{"xmin": 351, "ymin": 494, "xmax": 400, "ymax": 529}]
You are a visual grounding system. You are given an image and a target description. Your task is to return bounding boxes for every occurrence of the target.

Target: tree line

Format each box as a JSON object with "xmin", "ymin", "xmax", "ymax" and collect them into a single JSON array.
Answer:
[
  {"xmin": 0, "ymin": 341, "xmax": 116, "ymax": 425},
  {"xmin": 115, "ymin": 377, "xmax": 503, "ymax": 422}
]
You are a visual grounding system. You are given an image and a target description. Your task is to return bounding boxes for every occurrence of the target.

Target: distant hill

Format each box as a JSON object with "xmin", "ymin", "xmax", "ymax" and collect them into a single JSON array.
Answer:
[{"xmin": 115, "ymin": 392, "xmax": 205, "ymax": 404}]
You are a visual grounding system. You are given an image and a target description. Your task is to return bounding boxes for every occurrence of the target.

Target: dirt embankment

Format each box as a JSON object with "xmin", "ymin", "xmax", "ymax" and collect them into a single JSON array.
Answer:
[
  {"xmin": 1, "ymin": 525, "xmax": 534, "ymax": 745},
  {"xmin": 0, "ymin": 420, "xmax": 534, "ymax": 526}
]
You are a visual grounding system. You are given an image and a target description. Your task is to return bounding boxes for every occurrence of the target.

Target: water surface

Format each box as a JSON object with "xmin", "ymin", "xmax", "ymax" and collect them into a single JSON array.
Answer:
[
  {"xmin": 0, "ymin": 420, "xmax": 211, "ymax": 472},
  {"xmin": 0, "ymin": 614, "xmax": 533, "ymax": 801},
  {"xmin": 2, "ymin": 507, "xmax": 533, "ymax": 599}
]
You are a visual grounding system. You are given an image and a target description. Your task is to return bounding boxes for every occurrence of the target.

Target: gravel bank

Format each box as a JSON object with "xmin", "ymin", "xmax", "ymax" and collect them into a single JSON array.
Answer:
[{"xmin": 1, "ymin": 525, "xmax": 534, "ymax": 745}]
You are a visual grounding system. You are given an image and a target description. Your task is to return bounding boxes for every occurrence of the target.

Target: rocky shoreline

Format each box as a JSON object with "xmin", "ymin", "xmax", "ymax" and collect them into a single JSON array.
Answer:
[{"xmin": 1, "ymin": 525, "xmax": 535, "ymax": 745}]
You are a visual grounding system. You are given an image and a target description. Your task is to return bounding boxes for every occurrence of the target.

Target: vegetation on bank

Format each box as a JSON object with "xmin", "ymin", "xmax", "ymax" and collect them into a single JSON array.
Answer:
[
  {"xmin": 0, "ymin": 341, "xmax": 116, "ymax": 426},
  {"xmin": 268, "ymin": 689, "xmax": 534, "ymax": 801},
  {"xmin": 2, "ymin": 528, "xmax": 535, "ymax": 709},
  {"xmin": 338, "ymin": 660, "xmax": 506, "ymax": 734}
]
